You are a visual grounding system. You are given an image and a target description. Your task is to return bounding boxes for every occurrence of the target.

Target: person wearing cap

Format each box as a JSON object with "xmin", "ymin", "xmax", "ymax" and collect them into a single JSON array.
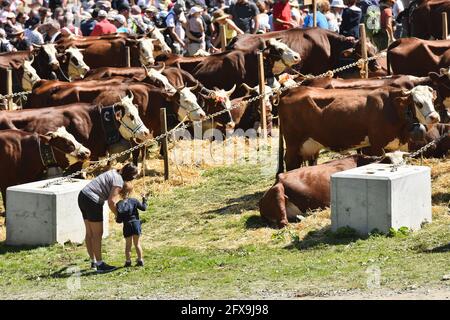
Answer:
[
  {"xmin": 273, "ymin": 0, "xmax": 295, "ymax": 31},
  {"xmin": 143, "ymin": 5, "xmax": 158, "ymax": 26},
  {"xmin": 185, "ymin": 6, "xmax": 206, "ymax": 56},
  {"xmin": 328, "ymin": 0, "xmax": 346, "ymax": 33},
  {"xmin": 2, "ymin": 11, "xmax": 16, "ymax": 35},
  {"xmin": 24, "ymin": 14, "xmax": 44, "ymax": 45},
  {"xmin": 165, "ymin": 3, "xmax": 187, "ymax": 54},
  {"xmin": 90, "ymin": 9, "xmax": 117, "ymax": 36},
  {"xmin": 112, "ymin": 0, "xmax": 130, "ymax": 11},
  {"xmin": 8, "ymin": 25, "xmax": 31, "ymax": 51},
  {"xmin": 211, "ymin": 8, "xmax": 243, "ymax": 50},
  {"xmin": 113, "ymin": 14, "xmax": 130, "ymax": 33}
]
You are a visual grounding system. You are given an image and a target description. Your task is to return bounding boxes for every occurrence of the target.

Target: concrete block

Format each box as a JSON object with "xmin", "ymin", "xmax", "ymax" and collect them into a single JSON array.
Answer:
[
  {"xmin": 6, "ymin": 178, "xmax": 109, "ymax": 246},
  {"xmin": 331, "ymin": 164, "xmax": 432, "ymax": 235}
]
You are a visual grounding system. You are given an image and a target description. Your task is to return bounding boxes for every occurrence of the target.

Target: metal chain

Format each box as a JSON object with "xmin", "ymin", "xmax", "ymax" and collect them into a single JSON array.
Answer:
[
  {"xmin": 0, "ymin": 90, "xmax": 31, "ymax": 100},
  {"xmin": 390, "ymin": 134, "xmax": 448, "ymax": 171},
  {"xmin": 41, "ymin": 50, "xmax": 389, "ymax": 188}
]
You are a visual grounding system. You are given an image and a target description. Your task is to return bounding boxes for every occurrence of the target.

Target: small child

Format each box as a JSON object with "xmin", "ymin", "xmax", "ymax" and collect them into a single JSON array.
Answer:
[{"xmin": 115, "ymin": 182, "xmax": 148, "ymax": 267}]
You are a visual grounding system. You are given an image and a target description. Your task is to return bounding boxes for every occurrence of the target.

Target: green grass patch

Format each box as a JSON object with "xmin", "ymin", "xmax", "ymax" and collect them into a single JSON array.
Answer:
[{"xmin": 0, "ymin": 162, "xmax": 449, "ymax": 299}]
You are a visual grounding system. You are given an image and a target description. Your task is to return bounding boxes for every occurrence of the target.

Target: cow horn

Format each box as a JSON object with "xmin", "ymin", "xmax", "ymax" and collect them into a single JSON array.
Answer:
[
  {"xmin": 439, "ymin": 67, "xmax": 448, "ymax": 76},
  {"xmin": 32, "ymin": 43, "xmax": 43, "ymax": 48},
  {"xmin": 127, "ymin": 90, "xmax": 134, "ymax": 100},
  {"xmin": 402, "ymin": 89, "xmax": 412, "ymax": 96},
  {"xmin": 187, "ymin": 82, "xmax": 199, "ymax": 91},
  {"xmin": 226, "ymin": 84, "xmax": 236, "ymax": 96},
  {"xmin": 29, "ymin": 55, "xmax": 34, "ymax": 64},
  {"xmin": 241, "ymin": 83, "xmax": 255, "ymax": 95},
  {"xmin": 142, "ymin": 64, "xmax": 150, "ymax": 76},
  {"xmin": 156, "ymin": 62, "xmax": 165, "ymax": 73}
]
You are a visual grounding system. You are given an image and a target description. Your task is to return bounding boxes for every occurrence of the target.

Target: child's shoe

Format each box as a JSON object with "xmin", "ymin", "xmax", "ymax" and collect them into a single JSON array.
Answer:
[{"xmin": 136, "ymin": 260, "xmax": 144, "ymax": 267}]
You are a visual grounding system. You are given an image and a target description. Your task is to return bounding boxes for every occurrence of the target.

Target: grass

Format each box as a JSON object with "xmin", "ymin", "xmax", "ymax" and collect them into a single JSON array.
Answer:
[{"xmin": 0, "ymin": 140, "xmax": 449, "ymax": 299}]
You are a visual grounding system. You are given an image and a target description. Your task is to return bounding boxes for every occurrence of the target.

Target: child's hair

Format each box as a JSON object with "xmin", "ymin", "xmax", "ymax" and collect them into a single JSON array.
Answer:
[{"xmin": 120, "ymin": 181, "xmax": 134, "ymax": 198}]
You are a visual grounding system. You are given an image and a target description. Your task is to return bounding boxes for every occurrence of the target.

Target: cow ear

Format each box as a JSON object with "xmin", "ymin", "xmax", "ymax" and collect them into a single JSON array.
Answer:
[
  {"xmin": 394, "ymin": 95, "xmax": 410, "ymax": 118},
  {"xmin": 341, "ymin": 48, "xmax": 354, "ymax": 58},
  {"xmin": 258, "ymin": 39, "xmax": 267, "ymax": 51},
  {"xmin": 114, "ymin": 105, "xmax": 125, "ymax": 120}
]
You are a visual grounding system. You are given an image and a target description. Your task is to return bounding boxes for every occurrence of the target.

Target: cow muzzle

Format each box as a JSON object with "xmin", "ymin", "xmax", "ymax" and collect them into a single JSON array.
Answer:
[{"xmin": 426, "ymin": 111, "xmax": 441, "ymax": 124}]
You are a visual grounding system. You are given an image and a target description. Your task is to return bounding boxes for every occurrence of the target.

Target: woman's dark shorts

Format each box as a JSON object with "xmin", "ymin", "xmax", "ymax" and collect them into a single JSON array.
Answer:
[
  {"xmin": 78, "ymin": 191, "xmax": 104, "ymax": 222},
  {"xmin": 123, "ymin": 220, "xmax": 142, "ymax": 238}
]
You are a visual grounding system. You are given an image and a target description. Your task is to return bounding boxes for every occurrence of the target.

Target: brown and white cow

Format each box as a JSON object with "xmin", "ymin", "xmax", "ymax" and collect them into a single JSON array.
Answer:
[
  {"xmin": 0, "ymin": 96, "xmax": 149, "ymax": 163},
  {"xmin": 0, "ymin": 127, "xmax": 90, "ymax": 209},
  {"xmin": 278, "ymin": 85, "xmax": 441, "ymax": 170},
  {"xmin": 259, "ymin": 154, "xmax": 398, "ymax": 228}
]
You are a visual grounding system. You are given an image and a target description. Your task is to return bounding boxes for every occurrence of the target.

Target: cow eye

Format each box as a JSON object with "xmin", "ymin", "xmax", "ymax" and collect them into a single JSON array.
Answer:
[
  {"xmin": 129, "ymin": 114, "xmax": 135, "ymax": 121},
  {"xmin": 71, "ymin": 57, "xmax": 79, "ymax": 66}
]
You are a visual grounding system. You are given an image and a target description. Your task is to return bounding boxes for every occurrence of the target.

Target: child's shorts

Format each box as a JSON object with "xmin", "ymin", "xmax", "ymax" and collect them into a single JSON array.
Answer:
[{"xmin": 123, "ymin": 220, "xmax": 142, "ymax": 238}]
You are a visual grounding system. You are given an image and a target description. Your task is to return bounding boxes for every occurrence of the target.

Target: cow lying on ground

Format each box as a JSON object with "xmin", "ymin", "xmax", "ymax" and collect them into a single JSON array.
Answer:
[
  {"xmin": 278, "ymin": 85, "xmax": 441, "ymax": 170},
  {"xmin": 0, "ymin": 127, "xmax": 90, "ymax": 210},
  {"xmin": 259, "ymin": 154, "xmax": 397, "ymax": 228}
]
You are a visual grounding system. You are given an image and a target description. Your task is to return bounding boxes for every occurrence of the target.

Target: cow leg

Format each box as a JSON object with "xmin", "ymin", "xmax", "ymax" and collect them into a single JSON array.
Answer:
[
  {"xmin": 132, "ymin": 148, "xmax": 141, "ymax": 166},
  {"xmin": 285, "ymin": 143, "xmax": 302, "ymax": 171}
]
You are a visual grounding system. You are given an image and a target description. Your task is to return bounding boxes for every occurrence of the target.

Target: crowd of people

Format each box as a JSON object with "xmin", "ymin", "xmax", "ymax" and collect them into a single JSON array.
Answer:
[{"xmin": 0, "ymin": 0, "xmax": 413, "ymax": 55}]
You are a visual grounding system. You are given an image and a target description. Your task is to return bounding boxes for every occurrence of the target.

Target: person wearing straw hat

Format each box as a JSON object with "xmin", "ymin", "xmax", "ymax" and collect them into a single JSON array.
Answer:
[
  {"xmin": 8, "ymin": 25, "xmax": 31, "ymax": 51},
  {"xmin": 211, "ymin": 8, "xmax": 243, "ymax": 50},
  {"xmin": 186, "ymin": 6, "xmax": 206, "ymax": 56}
]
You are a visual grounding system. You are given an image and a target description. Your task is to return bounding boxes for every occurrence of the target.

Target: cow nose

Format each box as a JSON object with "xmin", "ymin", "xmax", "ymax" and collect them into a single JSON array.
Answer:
[
  {"xmin": 50, "ymin": 62, "xmax": 59, "ymax": 70},
  {"xmin": 427, "ymin": 112, "xmax": 441, "ymax": 124},
  {"xmin": 292, "ymin": 54, "xmax": 300, "ymax": 62}
]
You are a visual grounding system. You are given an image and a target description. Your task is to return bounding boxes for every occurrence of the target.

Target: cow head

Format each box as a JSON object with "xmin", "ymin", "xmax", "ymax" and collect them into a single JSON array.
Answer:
[
  {"xmin": 262, "ymin": 38, "xmax": 301, "ymax": 75},
  {"xmin": 33, "ymin": 43, "xmax": 60, "ymax": 70},
  {"xmin": 147, "ymin": 26, "xmax": 172, "ymax": 56},
  {"xmin": 402, "ymin": 85, "xmax": 441, "ymax": 125},
  {"xmin": 21, "ymin": 56, "xmax": 41, "ymax": 91},
  {"xmin": 199, "ymin": 85, "xmax": 236, "ymax": 130},
  {"xmin": 429, "ymin": 68, "xmax": 450, "ymax": 122},
  {"xmin": 114, "ymin": 91, "xmax": 150, "ymax": 142},
  {"xmin": 241, "ymin": 83, "xmax": 274, "ymax": 111},
  {"xmin": 136, "ymin": 38, "xmax": 157, "ymax": 66},
  {"xmin": 44, "ymin": 126, "xmax": 91, "ymax": 167},
  {"xmin": 172, "ymin": 84, "xmax": 207, "ymax": 122},
  {"xmin": 63, "ymin": 47, "xmax": 90, "ymax": 79},
  {"xmin": 143, "ymin": 64, "xmax": 176, "ymax": 94}
]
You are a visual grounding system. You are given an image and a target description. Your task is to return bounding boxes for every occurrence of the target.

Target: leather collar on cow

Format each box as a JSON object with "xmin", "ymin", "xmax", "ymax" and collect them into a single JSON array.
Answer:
[
  {"xmin": 100, "ymin": 105, "xmax": 122, "ymax": 146},
  {"xmin": 37, "ymin": 137, "xmax": 58, "ymax": 168}
]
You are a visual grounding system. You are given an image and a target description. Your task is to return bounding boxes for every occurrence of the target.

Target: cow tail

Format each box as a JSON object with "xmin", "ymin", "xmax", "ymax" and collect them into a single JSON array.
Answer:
[
  {"xmin": 386, "ymin": 46, "xmax": 391, "ymax": 75},
  {"xmin": 277, "ymin": 118, "xmax": 285, "ymax": 176}
]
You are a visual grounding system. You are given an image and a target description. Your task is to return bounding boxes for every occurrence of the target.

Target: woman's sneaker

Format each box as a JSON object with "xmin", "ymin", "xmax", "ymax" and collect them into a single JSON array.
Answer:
[{"xmin": 96, "ymin": 262, "xmax": 117, "ymax": 273}]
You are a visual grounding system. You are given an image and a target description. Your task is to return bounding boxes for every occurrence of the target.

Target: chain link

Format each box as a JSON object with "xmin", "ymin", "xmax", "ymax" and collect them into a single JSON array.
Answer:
[
  {"xmin": 41, "ymin": 49, "xmax": 390, "ymax": 188},
  {"xmin": 0, "ymin": 90, "xmax": 31, "ymax": 100}
]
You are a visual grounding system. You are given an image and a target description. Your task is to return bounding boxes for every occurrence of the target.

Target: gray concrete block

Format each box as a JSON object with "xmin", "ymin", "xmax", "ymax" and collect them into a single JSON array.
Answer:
[
  {"xmin": 6, "ymin": 178, "xmax": 109, "ymax": 246},
  {"xmin": 331, "ymin": 164, "xmax": 432, "ymax": 235}
]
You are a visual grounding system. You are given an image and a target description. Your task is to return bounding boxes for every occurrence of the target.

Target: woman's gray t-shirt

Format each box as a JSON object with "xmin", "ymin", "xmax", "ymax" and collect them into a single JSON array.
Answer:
[{"xmin": 82, "ymin": 170, "xmax": 124, "ymax": 204}]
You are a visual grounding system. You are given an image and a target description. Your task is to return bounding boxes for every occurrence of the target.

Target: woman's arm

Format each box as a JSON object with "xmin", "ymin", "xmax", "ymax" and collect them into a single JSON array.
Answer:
[
  {"xmin": 108, "ymin": 186, "xmax": 122, "ymax": 216},
  {"xmin": 385, "ymin": 16, "xmax": 395, "ymax": 43},
  {"xmin": 226, "ymin": 19, "xmax": 244, "ymax": 35}
]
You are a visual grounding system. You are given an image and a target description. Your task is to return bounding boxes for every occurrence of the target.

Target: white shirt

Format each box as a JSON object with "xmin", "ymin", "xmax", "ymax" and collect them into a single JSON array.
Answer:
[
  {"xmin": 166, "ymin": 10, "xmax": 185, "ymax": 40},
  {"xmin": 393, "ymin": 0, "xmax": 404, "ymax": 19}
]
